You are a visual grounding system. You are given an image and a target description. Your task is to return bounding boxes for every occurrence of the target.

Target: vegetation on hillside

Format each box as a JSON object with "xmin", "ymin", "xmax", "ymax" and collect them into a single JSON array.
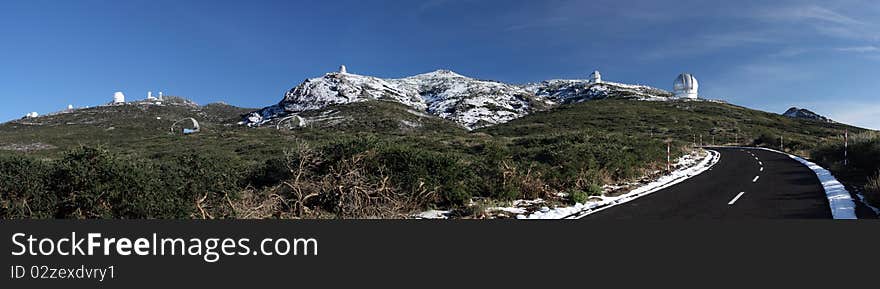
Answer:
[
  {"xmin": 0, "ymin": 98, "xmax": 867, "ymax": 218},
  {"xmin": 811, "ymin": 131, "xmax": 880, "ymax": 206},
  {"xmin": 483, "ymin": 100, "xmax": 858, "ymax": 154}
]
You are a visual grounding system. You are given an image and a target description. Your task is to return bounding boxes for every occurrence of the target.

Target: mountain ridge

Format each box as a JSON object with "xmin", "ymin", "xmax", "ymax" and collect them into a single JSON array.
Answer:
[
  {"xmin": 783, "ymin": 107, "xmax": 833, "ymax": 123},
  {"xmin": 243, "ymin": 69, "xmax": 695, "ymax": 130}
]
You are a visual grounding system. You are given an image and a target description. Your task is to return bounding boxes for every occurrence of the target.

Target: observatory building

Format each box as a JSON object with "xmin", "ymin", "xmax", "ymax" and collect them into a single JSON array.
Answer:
[
  {"xmin": 146, "ymin": 91, "xmax": 165, "ymax": 101},
  {"xmin": 589, "ymin": 70, "xmax": 602, "ymax": 84},
  {"xmin": 339, "ymin": 65, "xmax": 347, "ymax": 74},
  {"xmin": 113, "ymin": 91, "xmax": 126, "ymax": 104},
  {"xmin": 673, "ymin": 73, "xmax": 699, "ymax": 99}
]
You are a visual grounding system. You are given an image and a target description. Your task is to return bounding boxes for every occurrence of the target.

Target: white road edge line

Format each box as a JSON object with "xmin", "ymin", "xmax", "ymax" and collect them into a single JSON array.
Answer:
[
  {"xmin": 752, "ymin": 176, "xmax": 760, "ymax": 183},
  {"xmin": 735, "ymin": 146, "xmax": 857, "ymax": 219},
  {"xmin": 728, "ymin": 192, "xmax": 746, "ymax": 205}
]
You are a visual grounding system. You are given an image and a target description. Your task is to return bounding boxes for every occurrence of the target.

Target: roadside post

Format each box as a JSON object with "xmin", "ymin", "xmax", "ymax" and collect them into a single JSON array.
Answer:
[{"xmin": 844, "ymin": 129, "xmax": 848, "ymax": 167}]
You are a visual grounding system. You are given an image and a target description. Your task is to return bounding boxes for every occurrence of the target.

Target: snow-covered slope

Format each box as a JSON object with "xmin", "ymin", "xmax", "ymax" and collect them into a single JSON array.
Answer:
[
  {"xmin": 389, "ymin": 70, "xmax": 550, "ymax": 129},
  {"xmin": 244, "ymin": 69, "xmax": 686, "ymax": 129},
  {"xmin": 281, "ymin": 72, "xmax": 426, "ymax": 112},
  {"xmin": 523, "ymin": 80, "xmax": 674, "ymax": 103},
  {"xmin": 245, "ymin": 70, "xmax": 552, "ymax": 129}
]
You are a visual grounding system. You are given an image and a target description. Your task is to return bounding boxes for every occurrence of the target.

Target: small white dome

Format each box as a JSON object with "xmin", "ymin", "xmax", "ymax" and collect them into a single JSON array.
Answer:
[
  {"xmin": 673, "ymin": 73, "xmax": 698, "ymax": 99},
  {"xmin": 339, "ymin": 65, "xmax": 347, "ymax": 74},
  {"xmin": 113, "ymin": 91, "xmax": 126, "ymax": 103}
]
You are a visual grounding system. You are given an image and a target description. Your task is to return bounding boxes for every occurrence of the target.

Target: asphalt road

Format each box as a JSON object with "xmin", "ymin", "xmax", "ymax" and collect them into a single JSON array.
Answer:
[{"xmin": 587, "ymin": 147, "xmax": 839, "ymax": 219}]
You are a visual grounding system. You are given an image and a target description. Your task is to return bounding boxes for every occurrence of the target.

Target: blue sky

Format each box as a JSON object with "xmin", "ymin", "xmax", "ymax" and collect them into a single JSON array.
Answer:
[{"xmin": 1, "ymin": 0, "xmax": 879, "ymax": 128}]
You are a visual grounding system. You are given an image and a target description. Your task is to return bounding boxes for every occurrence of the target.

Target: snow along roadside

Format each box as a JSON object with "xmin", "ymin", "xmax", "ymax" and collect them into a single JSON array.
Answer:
[
  {"xmin": 749, "ymin": 147, "xmax": 857, "ymax": 220},
  {"xmin": 519, "ymin": 149, "xmax": 722, "ymax": 219}
]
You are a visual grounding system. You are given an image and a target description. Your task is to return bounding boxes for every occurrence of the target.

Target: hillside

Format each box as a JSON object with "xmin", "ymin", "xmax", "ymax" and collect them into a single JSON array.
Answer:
[
  {"xmin": 0, "ymin": 98, "xmax": 468, "ymax": 162},
  {"xmin": 1, "ymin": 99, "xmax": 254, "ymax": 159},
  {"xmin": 0, "ymin": 89, "xmax": 870, "ymax": 219},
  {"xmin": 483, "ymin": 99, "xmax": 860, "ymax": 155},
  {"xmin": 245, "ymin": 69, "xmax": 553, "ymax": 130}
]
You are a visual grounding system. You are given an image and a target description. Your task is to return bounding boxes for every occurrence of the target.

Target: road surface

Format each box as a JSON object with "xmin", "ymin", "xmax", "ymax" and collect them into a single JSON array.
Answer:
[{"xmin": 588, "ymin": 147, "xmax": 847, "ymax": 219}]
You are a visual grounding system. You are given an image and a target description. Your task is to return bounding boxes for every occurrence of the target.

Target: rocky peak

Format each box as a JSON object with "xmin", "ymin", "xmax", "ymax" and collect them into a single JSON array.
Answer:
[{"xmin": 783, "ymin": 107, "xmax": 832, "ymax": 122}]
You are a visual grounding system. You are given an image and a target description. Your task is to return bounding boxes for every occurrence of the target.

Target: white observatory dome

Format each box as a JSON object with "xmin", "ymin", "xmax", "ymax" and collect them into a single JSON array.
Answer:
[
  {"xmin": 673, "ymin": 73, "xmax": 699, "ymax": 99},
  {"xmin": 113, "ymin": 91, "xmax": 126, "ymax": 103}
]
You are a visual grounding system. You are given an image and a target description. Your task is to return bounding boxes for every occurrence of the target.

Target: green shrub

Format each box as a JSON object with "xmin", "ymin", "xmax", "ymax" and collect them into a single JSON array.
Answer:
[
  {"xmin": 569, "ymin": 184, "xmax": 602, "ymax": 205},
  {"xmin": 40, "ymin": 146, "xmax": 246, "ymax": 219},
  {"xmin": 154, "ymin": 151, "xmax": 247, "ymax": 219},
  {"xmin": 587, "ymin": 183, "xmax": 603, "ymax": 196},
  {"xmin": 569, "ymin": 191, "xmax": 588, "ymax": 204},
  {"xmin": 0, "ymin": 155, "xmax": 54, "ymax": 218},
  {"xmin": 246, "ymin": 157, "xmax": 292, "ymax": 189},
  {"xmin": 812, "ymin": 132, "xmax": 880, "ymax": 172},
  {"xmin": 51, "ymin": 147, "xmax": 137, "ymax": 218}
]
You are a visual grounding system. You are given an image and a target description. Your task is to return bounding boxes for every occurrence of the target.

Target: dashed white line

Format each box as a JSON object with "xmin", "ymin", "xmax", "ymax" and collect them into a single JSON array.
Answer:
[
  {"xmin": 760, "ymin": 167, "xmax": 764, "ymax": 172},
  {"xmin": 752, "ymin": 176, "xmax": 760, "ymax": 183},
  {"xmin": 759, "ymin": 161, "xmax": 763, "ymax": 166},
  {"xmin": 728, "ymin": 192, "xmax": 746, "ymax": 205}
]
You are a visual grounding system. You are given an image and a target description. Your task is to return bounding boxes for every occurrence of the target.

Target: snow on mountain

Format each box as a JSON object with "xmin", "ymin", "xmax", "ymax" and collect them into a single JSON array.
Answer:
[
  {"xmin": 244, "ymin": 71, "xmax": 422, "ymax": 127},
  {"xmin": 523, "ymin": 80, "xmax": 674, "ymax": 103},
  {"xmin": 244, "ymin": 68, "xmax": 691, "ymax": 130},
  {"xmin": 245, "ymin": 69, "xmax": 551, "ymax": 129},
  {"xmin": 389, "ymin": 70, "xmax": 550, "ymax": 129},
  {"xmin": 281, "ymin": 72, "xmax": 426, "ymax": 112},
  {"xmin": 783, "ymin": 107, "xmax": 832, "ymax": 122}
]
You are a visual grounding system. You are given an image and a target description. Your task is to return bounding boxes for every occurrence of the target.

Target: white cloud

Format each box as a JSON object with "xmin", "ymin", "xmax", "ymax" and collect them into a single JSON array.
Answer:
[
  {"xmin": 836, "ymin": 46, "xmax": 880, "ymax": 53},
  {"xmin": 752, "ymin": 4, "xmax": 877, "ymax": 40},
  {"xmin": 764, "ymin": 5, "xmax": 863, "ymax": 25},
  {"xmin": 769, "ymin": 47, "xmax": 813, "ymax": 58}
]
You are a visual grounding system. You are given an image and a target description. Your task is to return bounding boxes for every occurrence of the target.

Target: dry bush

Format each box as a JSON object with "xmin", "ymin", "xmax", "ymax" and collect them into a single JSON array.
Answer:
[
  {"xmin": 228, "ymin": 188, "xmax": 295, "ymax": 219},
  {"xmin": 319, "ymin": 152, "xmax": 435, "ymax": 219},
  {"xmin": 574, "ymin": 168, "xmax": 612, "ymax": 191},
  {"xmin": 500, "ymin": 161, "xmax": 551, "ymax": 200},
  {"xmin": 866, "ymin": 171, "xmax": 880, "ymax": 207},
  {"xmin": 225, "ymin": 142, "xmax": 323, "ymax": 219},
  {"xmin": 281, "ymin": 143, "xmax": 323, "ymax": 217},
  {"xmin": 229, "ymin": 142, "xmax": 440, "ymax": 219}
]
